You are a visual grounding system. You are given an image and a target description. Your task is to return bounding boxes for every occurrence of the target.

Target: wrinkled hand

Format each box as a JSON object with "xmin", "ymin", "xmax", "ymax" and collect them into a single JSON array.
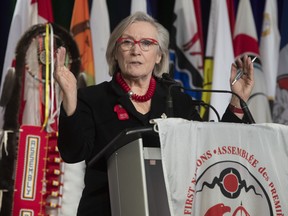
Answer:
[
  {"xmin": 230, "ymin": 55, "xmax": 255, "ymax": 107},
  {"xmin": 54, "ymin": 46, "xmax": 77, "ymax": 116}
]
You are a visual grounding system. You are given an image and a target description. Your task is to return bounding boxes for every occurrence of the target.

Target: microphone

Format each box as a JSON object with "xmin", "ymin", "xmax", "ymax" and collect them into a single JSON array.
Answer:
[
  {"xmin": 161, "ymin": 73, "xmax": 179, "ymax": 118},
  {"xmin": 161, "ymin": 73, "xmax": 256, "ymax": 124},
  {"xmin": 162, "ymin": 73, "xmax": 220, "ymax": 121}
]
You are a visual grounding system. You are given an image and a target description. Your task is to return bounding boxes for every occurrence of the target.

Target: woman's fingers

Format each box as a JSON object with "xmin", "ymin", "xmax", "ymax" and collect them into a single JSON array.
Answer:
[{"xmin": 56, "ymin": 47, "xmax": 66, "ymax": 68}]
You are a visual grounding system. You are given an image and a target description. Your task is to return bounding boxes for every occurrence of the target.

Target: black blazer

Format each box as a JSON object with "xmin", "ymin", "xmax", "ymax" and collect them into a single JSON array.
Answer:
[{"xmin": 58, "ymin": 76, "xmax": 243, "ymax": 215}]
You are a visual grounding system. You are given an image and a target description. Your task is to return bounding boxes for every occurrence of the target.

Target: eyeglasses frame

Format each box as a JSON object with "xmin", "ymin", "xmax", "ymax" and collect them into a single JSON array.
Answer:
[{"xmin": 116, "ymin": 37, "xmax": 159, "ymax": 51}]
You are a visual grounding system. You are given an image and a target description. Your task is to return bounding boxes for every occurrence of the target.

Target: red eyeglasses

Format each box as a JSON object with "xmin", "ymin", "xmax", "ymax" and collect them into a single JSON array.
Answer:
[{"xmin": 117, "ymin": 37, "xmax": 159, "ymax": 51}]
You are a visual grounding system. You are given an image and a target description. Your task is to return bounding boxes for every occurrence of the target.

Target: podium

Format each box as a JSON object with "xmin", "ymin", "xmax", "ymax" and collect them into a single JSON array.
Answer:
[
  {"xmin": 87, "ymin": 120, "xmax": 288, "ymax": 215},
  {"xmin": 88, "ymin": 127, "xmax": 170, "ymax": 216}
]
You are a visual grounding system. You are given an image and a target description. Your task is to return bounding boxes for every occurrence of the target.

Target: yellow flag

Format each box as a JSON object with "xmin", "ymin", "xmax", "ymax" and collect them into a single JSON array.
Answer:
[{"xmin": 200, "ymin": 58, "xmax": 213, "ymax": 118}]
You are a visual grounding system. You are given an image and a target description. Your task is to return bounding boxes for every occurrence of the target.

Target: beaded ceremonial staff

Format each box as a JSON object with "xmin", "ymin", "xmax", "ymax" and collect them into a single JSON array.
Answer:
[{"xmin": 0, "ymin": 23, "xmax": 80, "ymax": 215}]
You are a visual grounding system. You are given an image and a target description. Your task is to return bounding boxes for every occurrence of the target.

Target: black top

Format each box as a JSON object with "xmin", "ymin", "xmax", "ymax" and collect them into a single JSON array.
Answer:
[{"xmin": 58, "ymin": 76, "xmax": 243, "ymax": 216}]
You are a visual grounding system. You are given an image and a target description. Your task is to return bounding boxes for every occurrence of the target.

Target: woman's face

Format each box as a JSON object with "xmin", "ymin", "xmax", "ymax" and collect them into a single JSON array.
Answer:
[{"xmin": 115, "ymin": 21, "xmax": 162, "ymax": 79}]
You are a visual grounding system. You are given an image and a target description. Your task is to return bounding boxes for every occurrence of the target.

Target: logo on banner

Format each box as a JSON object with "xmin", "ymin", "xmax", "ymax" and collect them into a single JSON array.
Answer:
[
  {"xmin": 197, "ymin": 163, "xmax": 272, "ymax": 215},
  {"xmin": 183, "ymin": 146, "xmax": 285, "ymax": 215}
]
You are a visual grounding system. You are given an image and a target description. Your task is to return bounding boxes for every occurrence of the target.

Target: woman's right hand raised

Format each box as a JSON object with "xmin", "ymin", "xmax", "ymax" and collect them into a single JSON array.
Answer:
[{"xmin": 54, "ymin": 46, "xmax": 77, "ymax": 116}]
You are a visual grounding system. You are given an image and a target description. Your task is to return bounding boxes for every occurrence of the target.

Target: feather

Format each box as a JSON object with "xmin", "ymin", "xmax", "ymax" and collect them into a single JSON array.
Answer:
[
  {"xmin": 0, "ymin": 68, "xmax": 16, "ymax": 107},
  {"xmin": 26, "ymin": 39, "xmax": 40, "ymax": 77}
]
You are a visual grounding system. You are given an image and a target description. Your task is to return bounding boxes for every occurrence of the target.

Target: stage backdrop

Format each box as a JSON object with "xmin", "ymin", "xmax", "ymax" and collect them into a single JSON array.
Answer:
[{"xmin": 155, "ymin": 118, "xmax": 288, "ymax": 215}]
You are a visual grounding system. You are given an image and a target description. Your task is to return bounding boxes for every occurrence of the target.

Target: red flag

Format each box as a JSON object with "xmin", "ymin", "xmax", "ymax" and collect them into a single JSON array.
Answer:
[{"xmin": 233, "ymin": 0, "xmax": 272, "ymax": 123}]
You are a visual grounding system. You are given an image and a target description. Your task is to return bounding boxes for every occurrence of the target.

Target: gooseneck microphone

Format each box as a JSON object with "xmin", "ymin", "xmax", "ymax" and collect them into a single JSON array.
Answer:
[
  {"xmin": 161, "ymin": 74, "xmax": 220, "ymax": 121},
  {"xmin": 161, "ymin": 73, "xmax": 256, "ymax": 124}
]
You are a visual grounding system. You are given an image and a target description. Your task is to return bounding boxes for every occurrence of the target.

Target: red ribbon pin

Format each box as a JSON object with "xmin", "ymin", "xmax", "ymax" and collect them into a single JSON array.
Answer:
[{"xmin": 114, "ymin": 104, "xmax": 129, "ymax": 120}]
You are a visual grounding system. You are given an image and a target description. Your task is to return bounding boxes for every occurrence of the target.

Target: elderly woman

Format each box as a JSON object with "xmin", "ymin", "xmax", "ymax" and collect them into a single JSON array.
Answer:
[{"xmin": 54, "ymin": 11, "xmax": 254, "ymax": 216}]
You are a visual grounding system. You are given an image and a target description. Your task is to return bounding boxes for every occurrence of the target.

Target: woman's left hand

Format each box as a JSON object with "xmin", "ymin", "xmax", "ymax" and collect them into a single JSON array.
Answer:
[{"xmin": 229, "ymin": 55, "xmax": 255, "ymax": 107}]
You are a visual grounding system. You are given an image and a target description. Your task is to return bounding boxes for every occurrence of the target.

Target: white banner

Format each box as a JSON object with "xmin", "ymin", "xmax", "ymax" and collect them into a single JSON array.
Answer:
[{"xmin": 155, "ymin": 118, "xmax": 288, "ymax": 216}]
